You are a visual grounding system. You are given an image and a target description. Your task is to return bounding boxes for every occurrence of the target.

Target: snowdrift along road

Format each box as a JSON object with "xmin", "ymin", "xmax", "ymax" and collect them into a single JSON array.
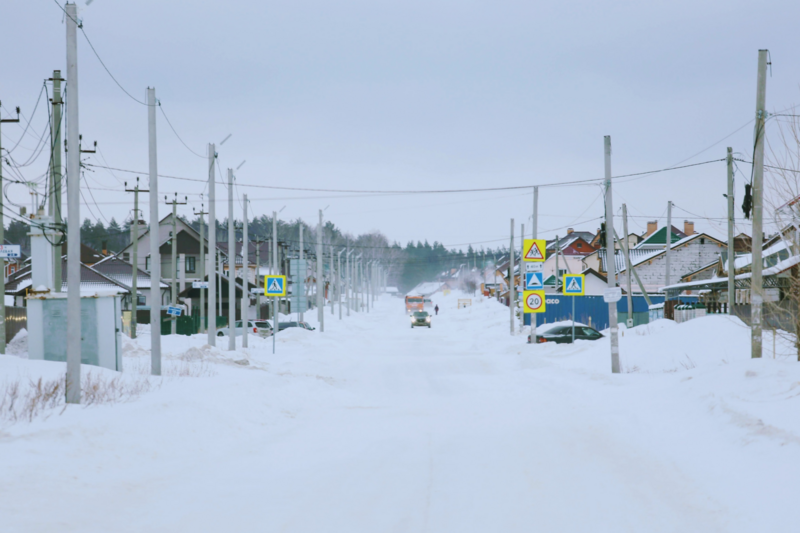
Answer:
[{"xmin": 1, "ymin": 291, "xmax": 800, "ymax": 532}]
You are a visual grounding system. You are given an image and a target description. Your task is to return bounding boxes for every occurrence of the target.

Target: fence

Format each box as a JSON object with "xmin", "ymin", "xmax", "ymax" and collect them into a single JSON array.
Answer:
[
  {"xmin": 523, "ymin": 295, "xmax": 698, "ymax": 330},
  {"xmin": 5, "ymin": 306, "xmax": 26, "ymax": 342}
]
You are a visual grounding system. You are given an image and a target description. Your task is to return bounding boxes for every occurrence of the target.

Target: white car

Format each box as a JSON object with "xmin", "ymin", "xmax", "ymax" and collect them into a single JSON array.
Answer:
[{"xmin": 217, "ymin": 320, "xmax": 273, "ymax": 338}]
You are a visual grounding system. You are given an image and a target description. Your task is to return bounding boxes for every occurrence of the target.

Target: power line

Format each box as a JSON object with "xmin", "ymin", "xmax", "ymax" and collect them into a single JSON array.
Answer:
[{"xmin": 158, "ymin": 103, "xmax": 205, "ymax": 158}]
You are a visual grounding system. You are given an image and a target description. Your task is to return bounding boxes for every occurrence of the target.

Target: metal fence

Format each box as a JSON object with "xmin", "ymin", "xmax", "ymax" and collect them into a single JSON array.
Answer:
[{"xmin": 5, "ymin": 306, "xmax": 27, "ymax": 342}]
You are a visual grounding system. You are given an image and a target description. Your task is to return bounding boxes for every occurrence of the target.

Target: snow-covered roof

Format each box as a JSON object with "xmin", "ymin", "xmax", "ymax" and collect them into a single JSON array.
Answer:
[{"xmin": 407, "ymin": 282, "xmax": 444, "ymax": 297}]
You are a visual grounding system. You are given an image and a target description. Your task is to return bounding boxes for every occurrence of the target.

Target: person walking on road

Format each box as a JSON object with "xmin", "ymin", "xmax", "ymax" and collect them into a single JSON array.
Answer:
[{"xmin": 434, "ymin": 305, "xmax": 439, "ymax": 315}]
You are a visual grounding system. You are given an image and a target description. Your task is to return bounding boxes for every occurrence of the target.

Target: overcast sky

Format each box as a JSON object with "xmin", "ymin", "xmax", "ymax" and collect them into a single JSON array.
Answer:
[{"xmin": 3, "ymin": 0, "xmax": 800, "ymax": 250}]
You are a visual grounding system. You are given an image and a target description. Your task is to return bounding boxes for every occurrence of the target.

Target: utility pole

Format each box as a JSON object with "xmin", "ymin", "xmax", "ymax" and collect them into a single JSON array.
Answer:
[
  {"xmin": 125, "ymin": 179, "xmax": 148, "ymax": 338},
  {"xmin": 227, "ymin": 169, "xmax": 235, "ymax": 351},
  {"xmin": 166, "ymin": 193, "xmax": 187, "ymax": 335},
  {"xmin": 145, "ymin": 86, "xmax": 162, "ymax": 376},
  {"xmin": 346, "ymin": 249, "xmax": 352, "ymax": 317},
  {"xmin": 338, "ymin": 250, "xmax": 344, "ymax": 319},
  {"xmin": 218, "ymin": 251, "xmax": 223, "ymax": 317},
  {"xmin": 665, "ymin": 200, "xmax": 672, "ymax": 292},
  {"xmin": 65, "ymin": 2, "xmax": 82, "ymax": 402},
  {"xmin": 520, "ymin": 223, "xmax": 524, "ymax": 331},
  {"xmin": 299, "ymin": 224, "xmax": 304, "ymax": 321},
  {"xmin": 509, "ymin": 218, "xmax": 515, "ymax": 335},
  {"xmin": 751, "ymin": 49, "xmax": 768, "ymax": 359},
  {"xmin": 727, "ymin": 147, "xmax": 735, "ymax": 314},
  {"xmin": 531, "ymin": 186, "xmax": 538, "ymax": 342},
  {"xmin": 332, "ymin": 246, "xmax": 336, "ymax": 315},
  {"xmin": 0, "ymin": 103, "xmax": 20, "ymax": 355},
  {"xmin": 317, "ymin": 209, "xmax": 324, "ymax": 332},
  {"xmin": 207, "ymin": 144, "xmax": 217, "ymax": 344},
  {"xmin": 272, "ymin": 210, "xmax": 278, "ymax": 342},
  {"xmin": 604, "ymin": 135, "xmax": 620, "ymax": 374},
  {"xmin": 194, "ymin": 200, "xmax": 208, "ymax": 333},
  {"xmin": 49, "ymin": 70, "xmax": 64, "ymax": 294},
  {"xmin": 555, "ymin": 235, "xmax": 560, "ymax": 293},
  {"xmin": 242, "ymin": 193, "xmax": 249, "ymax": 348},
  {"xmin": 252, "ymin": 235, "xmax": 266, "ymax": 320},
  {"xmin": 622, "ymin": 204, "xmax": 634, "ymax": 328}
]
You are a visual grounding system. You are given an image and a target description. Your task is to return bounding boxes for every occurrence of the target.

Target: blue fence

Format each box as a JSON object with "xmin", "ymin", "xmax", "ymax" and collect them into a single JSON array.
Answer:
[{"xmin": 523, "ymin": 295, "xmax": 699, "ymax": 330}]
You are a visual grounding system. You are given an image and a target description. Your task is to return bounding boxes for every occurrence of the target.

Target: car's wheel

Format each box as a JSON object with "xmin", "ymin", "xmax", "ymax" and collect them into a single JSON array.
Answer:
[
  {"xmin": 217, "ymin": 332, "xmax": 224, "ymax": 337},
  {"xmin": 410, "ymin": 324, "xmax": 413, "ymax": 329},
  {"xmin": 428, "ymin": 325, "xmax": 431, "ymax": 328}
]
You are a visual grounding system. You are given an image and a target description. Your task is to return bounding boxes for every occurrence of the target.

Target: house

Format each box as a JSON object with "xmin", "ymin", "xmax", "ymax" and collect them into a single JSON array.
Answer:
[
  {"xmin": 92, "ymin": 255, "xmax": 170, "ymax": 311},
  {"xmin": 5, "ymin": 259, "xmax": 134, "ymax": 308},
  {"xmin": 633, "ymin": 221, "xmax": 690, "ymax": 251},
  {"xmin": 542, "ymin": 230, "xmax": 597, "ymax": 285},
  {"xmin": 617, "ymin": 233, "xmax": 726, "ymax": 294}
]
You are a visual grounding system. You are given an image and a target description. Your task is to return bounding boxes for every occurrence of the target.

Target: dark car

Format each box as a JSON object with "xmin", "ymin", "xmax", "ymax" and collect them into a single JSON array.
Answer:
[
  {"xmin": 528, "ymin": 324, "xmax": 604, "ymax": 344},
  {"xmin": 277, "ymin": 321, "xmax": 316, "ymax": 332},
  {"xmin": 410, "ymin": 311, "xmax": 431, "ymax": 328}
]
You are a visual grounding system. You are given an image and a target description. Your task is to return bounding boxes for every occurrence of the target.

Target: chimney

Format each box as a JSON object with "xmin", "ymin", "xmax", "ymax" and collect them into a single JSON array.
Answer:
[
  {"xmin": 646, "ymin": 221, "xmax": 657, "ymax": 237},
  {"xmin": 567, "ymin": 228, "xmax": 574, "ymax": 234},
  {"xmin": 683, "ymin": 220, "xmax": 695, "ymax": 236}
]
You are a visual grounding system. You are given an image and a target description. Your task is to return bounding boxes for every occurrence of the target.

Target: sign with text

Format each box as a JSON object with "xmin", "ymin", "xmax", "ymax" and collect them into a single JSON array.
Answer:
[
  {"xmin": 192, "ymin": 281, "xmax": 209, "ymax": 289},
  {"xmin": 0, "ymin": 245, "xmax": 21, "ymax": 259},
  {"xmin": 525, "ymin": 262, "xmax": 543, "ymax": 272},
  {"xmin": 167, "ymin": 306, "xmax": 182, "ymax": 317},
  {"xmin": 603, "ymin": 287, "xmax": 622, "ymax": 303}
]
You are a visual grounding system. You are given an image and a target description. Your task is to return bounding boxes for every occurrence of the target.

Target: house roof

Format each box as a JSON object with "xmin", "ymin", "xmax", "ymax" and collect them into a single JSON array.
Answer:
[
  {"xmin": 635, "ymin": 226, "xmax": 687, "ymax": 249},
  {"xmin": 92, "ymin": 255, "xmax": 169, "ymax": 289},
  {"xmin": 619, "ymin": 233, "xmax": 725, "ymax": 273},
  {"xmin": 546, "ymin": 233, "xmax": 596, "ymax": 254},
  {"xmin": 596, "ymin": 248, "xmax": 660, "ymax": 273},
  {"xmin": 6, "ymin": 259, "xmax": 133, "ymax": 296}
]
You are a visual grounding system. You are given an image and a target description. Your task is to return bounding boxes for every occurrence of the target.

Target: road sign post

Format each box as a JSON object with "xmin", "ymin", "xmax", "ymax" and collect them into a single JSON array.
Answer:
[
  {"xmin": 523, "ymin": 239, "xmax": 546, "ymax": 342},
  {"xmin": 563, "ymin": 274, "xmax": 585, "ymax": 343},
  {"xmin": 265, "ymin": 275, "xmax": 287, "ymax": 354}
]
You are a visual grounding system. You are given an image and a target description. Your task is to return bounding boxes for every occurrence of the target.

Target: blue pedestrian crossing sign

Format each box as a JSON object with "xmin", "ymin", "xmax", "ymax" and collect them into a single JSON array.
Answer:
[
  {"xmin": 562, "ymin": 274, "xmax": 585, "ymax": 296},
  {"xmin": 264, "ymin": 275, "xmax": 287, "ymax": 297},
  {"xmin": 525, "ymin": 272, "xmax": 543, "ymax": 290}
]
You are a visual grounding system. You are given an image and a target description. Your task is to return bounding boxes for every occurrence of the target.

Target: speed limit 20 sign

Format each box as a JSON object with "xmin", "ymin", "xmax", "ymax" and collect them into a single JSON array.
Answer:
[{"xmin": 522, "ymin": 290, "xmax": 546, "ymax": 313}]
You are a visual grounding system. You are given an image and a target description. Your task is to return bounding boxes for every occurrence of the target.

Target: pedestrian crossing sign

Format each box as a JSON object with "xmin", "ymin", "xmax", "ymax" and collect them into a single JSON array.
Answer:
[
  {"xmin": 562, "ymin": 274, "xmax": 585, "ymax": 296},
  {"xmin": 523, "ymin": 239, "xmax": 546, "ymax": 262},
  {"xmin": 264, "ymin": 275, "xmax": 287, "ymax": 296}
]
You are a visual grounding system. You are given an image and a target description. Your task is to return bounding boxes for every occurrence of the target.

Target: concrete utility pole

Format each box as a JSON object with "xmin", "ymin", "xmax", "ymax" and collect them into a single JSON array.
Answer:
[
  {"xmin": 0, "ymin": 103, "xmax": 20, "ymax": 355},
  {"xmin": 727, "ymin": 147, "xmax": 735, "ymax": 314},
  {"xmin": 751, "ymin": 49, "xmax": 768, "ymax": 359},
  {"xmin": 125, "ymin": 179, "xmax": 148, "ymax": 338},
  {"xmin": 665, "ymin": 200, "xmax": 672, "ymax": 292},
  {"xmin": 207, "ymin": 144, "xmax": 217, "ymax": 344},
  {"xmin": 555, "ymin": 235, "xmax": 560, "ymax": 293},
  {"xmin": 147, "ymin": 87, "xmax": 161, "ymax": 376},
  {"xmin": 299, "ymin": 224, "xmax": 304, "ymax": 321},
  {"xmin": 622, "ymin": 204, "xmax": 633, "ymax": 328},
  {"xmin": 346, "ymin": 249, "xmax": 352, "ymax": 317},
  {"xmin": 531, "ymin": 186, "xmax": 538, "ymax": 343},
  {"xmin": 604, "ymin": 135, "xmax": 620, "ymax": 374},
  {"xmin": 520, "ymin": 223, "xmax": 525, "ymax": 331},
  {"xmin": 272, "ymin": 210, "xmax": 278, "ymax": 335},
  {"xmin": 332, "ymin": 246, "xmax": 336, "ymax": 315},
  {"xmin": 49, "ymin": 70, "xmax": 64, "ymax": 294},
  {"xmin": 317, "ymin": 209, "xmax": 324, "ymax": 332},
  {"xmin": 227, "ymin": 169, "xmax": 236, "ymax": 351},
  {"xmin": 253, "ymin": 235, "xmax": 266, "ymax": 320},
  {"xmin": 242, "ymin": 193, "xmax": 249, "ymax": 348},
  {"xmin": 509, "ymin": 218, "xmax": 515, "ymax": 335},
  {"xmin": 166, "ymin": 193, "xmax": 187, "ymax": 335},
  {"xmin": 65, "ymin": 1, "xmax": 82, "ymax": 401},
  {"xmin": 338, "ymin": 249, "xmax": 344, "ymax": 319},
  {"xmin": 194, "ymin": 201, "xmax": 208, "ymax": 333},
  {"xmin": 218, "ymin": 252, "xmax": 223, "ymax": 317}
]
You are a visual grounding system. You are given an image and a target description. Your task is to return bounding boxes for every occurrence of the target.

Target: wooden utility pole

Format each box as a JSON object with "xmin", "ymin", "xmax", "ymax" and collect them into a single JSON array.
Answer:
[
  {"xmin": 751, "ymin": 49, "xmax": 769, "ymax": 359},
  {"xmin": 125, "ymin": 179, "xmax": 148, "ymax": 338},
  {"xmin": 622, "ymin": 204, "xmax": 634, "ymax": 327},
  {"xmin": 49, "ymin": 70, "xmax": 64, "ymax": 294}
]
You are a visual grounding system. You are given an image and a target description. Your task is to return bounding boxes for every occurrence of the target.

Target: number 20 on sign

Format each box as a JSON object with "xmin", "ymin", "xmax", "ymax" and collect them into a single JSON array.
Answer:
[{"xmin": 523, "ymin": 290, "xmax": 546, "ymax": 313}]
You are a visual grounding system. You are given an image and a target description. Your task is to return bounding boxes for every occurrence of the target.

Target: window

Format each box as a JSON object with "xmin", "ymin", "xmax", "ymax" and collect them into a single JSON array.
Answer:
[
  {"xmin": 700, "ymin": 238, "xmax": 705, "ymax": 245},
  {"xmin": 185, "ymin": 256, "xmax": 196, "ymax": 273},
  {"xmin": 145, "ymin": 256, "xmax": 150, "ymax": 272},
  {"xmin": 123, "ymin": 252, "xmax": 130, "ymax": 262},
  {"xmin": 137, "ymin": 295, "xmax": 145, "ymax": 306},
  {"xmin": 576, "ymin": 242, "xmax": 582, "ymax": 248}
]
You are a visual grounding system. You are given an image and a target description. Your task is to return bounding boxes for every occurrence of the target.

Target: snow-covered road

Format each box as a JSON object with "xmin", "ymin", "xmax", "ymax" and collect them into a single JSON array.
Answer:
[{"xmin": 2, "ymin": 293, "xmax": 800, "ymax": 532}]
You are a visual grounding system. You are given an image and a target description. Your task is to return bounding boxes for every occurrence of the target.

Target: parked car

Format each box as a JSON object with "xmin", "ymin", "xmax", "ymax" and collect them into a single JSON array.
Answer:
[
  {"xmin": 277, "ymin": 321, "xmax": 316, "ymax": 332},
  {"xmin": 528, "ymin": 324, "xmax": 604, "ymax": 344},
  {"xmin": 217, "ymin": 320, "xmax": 273, "ymax": 338},
  {"xmin": 410, "ymin": 311, "xmax": 431, "ymax": 328}
]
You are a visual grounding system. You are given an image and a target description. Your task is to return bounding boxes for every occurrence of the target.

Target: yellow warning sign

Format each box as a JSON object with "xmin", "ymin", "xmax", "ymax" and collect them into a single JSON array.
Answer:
[
  {"xmin": 523, "ymin": 290, "xmax": 546, "ymax": 313},
  {"xmin": 523, "ymin": 239, "xmax": 546, "ymax": 262}
]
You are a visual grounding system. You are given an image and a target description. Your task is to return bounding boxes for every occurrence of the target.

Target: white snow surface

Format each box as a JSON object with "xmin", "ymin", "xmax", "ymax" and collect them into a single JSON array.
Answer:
[{"xmin": 1, "ymin": 292, "xmax": 800, "ymax": 531}]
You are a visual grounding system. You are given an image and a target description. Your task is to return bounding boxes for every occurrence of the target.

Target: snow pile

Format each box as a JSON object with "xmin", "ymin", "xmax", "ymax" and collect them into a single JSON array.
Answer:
[{"xmin": 6, "ymin": 329, "xmax": 28, "ymax": 358}]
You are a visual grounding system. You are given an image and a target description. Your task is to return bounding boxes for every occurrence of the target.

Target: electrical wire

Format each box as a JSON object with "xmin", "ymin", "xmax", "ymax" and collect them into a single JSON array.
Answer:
[{"xmin": 158, "ymin": 102, "xmax": 205, "ymax": 158}]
